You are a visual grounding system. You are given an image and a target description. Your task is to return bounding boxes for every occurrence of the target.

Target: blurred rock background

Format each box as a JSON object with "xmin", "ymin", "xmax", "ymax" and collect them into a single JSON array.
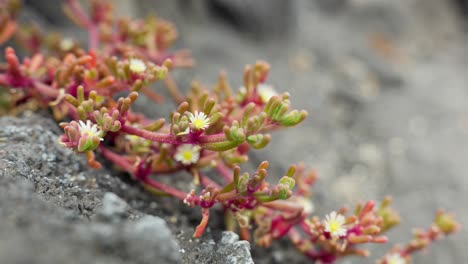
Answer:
[{"xmin": 3, "ymin": 0, "xmax": 468, "ymax": 263}]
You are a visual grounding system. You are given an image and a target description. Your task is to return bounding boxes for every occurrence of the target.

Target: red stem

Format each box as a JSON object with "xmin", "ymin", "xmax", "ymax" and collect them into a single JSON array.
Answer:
[
  {"xmin": 67, "ymin": 0, "xmax": 92, "ymax": 28},
  {"xmin": 33, "ymin": 81, "xmax": 60, "ymax": 98},
  {"xmin": 215, "ymin": 190, "xmax": 238, "ymax": 202},
  {"xmin": 142, "ymin": 177, "xmax": 188, "ymax": 201},
  {"xmin": 121, "ymin": 125, "xmax": 179, "ymax": 144},
  {"xmin": 99, "ymin": 146, "xmax": 135, "ymax": 173},
  {"xmin": 163, "ymin": 73, "xmax": 185, "ymax": 104},
  {"xmin": 198, "ymin": 133, "xmax": 228, "ymax": 144},
  {"xmin": 193, "ymin": 208, "xmax": 210, "ymax": 238},
  {"xmin": 216, "ymin": 163, "xmax": 233, "ymax": 183},
  {"xmin": 99, "ymin": 146, "xmax": 187, "ymax": 200},
  {"xmin": 288, "ymin": 228, "xmax": 325, "ymax": 260},
  {"xmin": 262, "ymin": 200, "xmax": 304, "ymax": 214},
  {"xmin": 88, "ymin": 25, "xmax": 99, "ymax": 51},
  {"xmin": 199, "ymin": 173, "xmax": 221, "ymax": 189},
  {"xmin": 0, "ymin": 74, "xmax": 8, "ymax": 85}
]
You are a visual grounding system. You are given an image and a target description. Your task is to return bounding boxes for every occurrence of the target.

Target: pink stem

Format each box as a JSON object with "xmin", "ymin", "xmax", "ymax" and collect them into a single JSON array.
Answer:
[
  {"xmin": 66, "ymin": 0, "xmax": 98, "ymax": 51},
  {"xmin": 121, "ymin": 125, "xmax": 179, "ymax": 144},
  {"xmin": 88, "ymin": 25, "xmax": 99, "ymax": 51},
  {"xmin": 193, "ymin": 208, "xmax": 210, "ymax": 238},
  {"xmin": 288, "ymin": 228, "xmax": 325, "ymax": 260},
  {"xmin": 262, "ymin": 200, "xmax": 304, "ymax": 214},
  {"xmin": 215, "ymin": 190, "xmax": 238, "ymax": 202},
  {"xmin": 216, "ymin": 163, "xmax": 233, "ymax": 183},
  {"xmin": 99, "ymin": 146, "xmax": 135, "ymax": 173},
  {"xmin": 199, "ymin": 173, "xmax": 221, "ymax": 189},
  {"xmin": 67, "ymin": 0, "xmax": 92, "ymax": 28},
  {"xmin": 198, "ymin": 133, "xmax": 228, "ymax": 144},
  {"xmin": 99, "ymin": 146, "xmax": 187, "ymax": 200},
  {"xmin": 0, "ymin": 74, "xmax": 8, "ymax": 85},
  {"xmin": 33, "ymin": 81, "xmax": 59, "ymax": 98},
  {"xmin": 143, "ymin": 177, "xmax": 188, "ymax": 201}
]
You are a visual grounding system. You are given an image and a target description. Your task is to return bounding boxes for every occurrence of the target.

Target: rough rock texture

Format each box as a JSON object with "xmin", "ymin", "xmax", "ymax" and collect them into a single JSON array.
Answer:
[
  {"xmin": 179, "ymin": 231, "xmax": 253, "ymax": 264},
  {"xmin": 2, "ymin": 0, "xmax": 468, "ymax": 263},
  {"xmin": 0, "ymin": 114, "xmax": 253, "ymax": 264}
]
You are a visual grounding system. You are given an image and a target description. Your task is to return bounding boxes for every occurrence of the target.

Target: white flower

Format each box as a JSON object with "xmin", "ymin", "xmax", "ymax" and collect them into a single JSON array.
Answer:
[
  {"xmin": 297, "ymin": 196, "xmax": 314, "ymax": 214},
  {"xmin": 188, "ymin": 111, "xmax": 210, "ymax": 130},
  {"xmin": 257, "ymin": 84, "xmax": 277, "ymax": 103},
  {"xmin": 238, "ymin": 84, "xmax": 278, "ymax": 103},
  {"xmin": 174, "ymin": 144, "xmax": 201, "ymax": 165},
  {"xmin": 60, "ymin": 38, "xmax": 74, "ymax": 51},
  {"xmin": 129, "ymin": 58, "xmax": 147, "ymax": 73},
  {"xmin": 78, "ymin": 120, "xmax": 103, "ymax": 141},
  {"xmin": 183, "ymin": 190, "xmax": 196, "ymax": 206},
  {"xmin": 385, "ymin": 253, "xmax": 406, "ymax": 264},
  {"xmin": 324, "ymin": 211, "xmax": 347, "ymax": 238}
]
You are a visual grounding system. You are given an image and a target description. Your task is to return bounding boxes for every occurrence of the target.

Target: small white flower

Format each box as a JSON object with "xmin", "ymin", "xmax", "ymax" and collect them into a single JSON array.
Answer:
[
  {"xmin": 174, "ymin": 144, "xmax": 201, "ymax": 165},
  {"xmin": 257, "ymin": 84, "xmax": 277, "ymax": 103},
  {"xmin": 78, "ymin": 120, "xmax": 103, "ymax": 141},
  {"xmin": 60, "ymin": 38, "xmax": 74, "ymax": 51},
  {"xmin": 188, "ymin": 111, "xmax": 210, "ymax": 130},
  {"xmin": 324, "ymin": 211, "xmax": 347, "ymax": 238},
  {"xmin": 129, "ymin": 58, "xmax": 147, "ymax": 73},
  {"xmin": 385, "ymin": 253, "xmax": 406, "ymax": 264},
  {"xmin": 183, "ymin": 189, "xmax": 196, "ymax": 206},
  {"xmin": 297, "ymin": 196, "xmax": 314, "ymax": 214}
]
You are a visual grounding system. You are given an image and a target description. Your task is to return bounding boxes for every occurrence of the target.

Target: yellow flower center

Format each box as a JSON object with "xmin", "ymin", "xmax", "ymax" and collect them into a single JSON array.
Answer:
[
  {"xmin": 181, "ymin": 150, "xmax": 193, "ymax": 161},
  {"xmin": 193, "ymin": 119, "xmax": 205, "ymax": 129},
  {"xmin": 329, "ymin": 221, "xmax": 340, "ymax": 233}
]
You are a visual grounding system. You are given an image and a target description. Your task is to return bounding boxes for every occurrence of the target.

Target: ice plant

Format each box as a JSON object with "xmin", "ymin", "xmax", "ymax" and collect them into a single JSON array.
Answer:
[
  {"xmin": 257, "ymin": 84, "xmax": 277, "ymax": 104},
  {"xmin": 174, "ymin": 144, "xmax": 201, "ymax": 165},
  {"xmin": 77, "ymin": 120, "xmax": 104, "ymax": 151},
  {"xmin": 0, "ymin": 0, "xmax": 459, "ymax": 263},
  {"xmin": 384, "ymin": 253, "xmax": 406, "ymax": 264},
  {"xmin": 324, "ymin": 211, "xmax": 347, "ymax": 239},
  {"xmin": 188, "ymin": 111, "xmax": 210, "ymax": 130},
  {"xmin": 129, "ymin": 58, "xmax": 147, "ymax": 73}
]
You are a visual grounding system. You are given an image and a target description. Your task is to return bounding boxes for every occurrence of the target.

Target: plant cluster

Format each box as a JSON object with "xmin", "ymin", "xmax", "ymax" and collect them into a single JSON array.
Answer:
[{"xmin": 0, "ymin": 0, "xmax": 460, "ymax": 263}]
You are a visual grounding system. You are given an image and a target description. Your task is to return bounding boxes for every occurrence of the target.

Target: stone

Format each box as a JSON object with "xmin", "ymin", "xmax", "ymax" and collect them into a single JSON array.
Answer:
[{"xmin": 95, "ymin": 192, "xmax": 130, "ymax": 223}]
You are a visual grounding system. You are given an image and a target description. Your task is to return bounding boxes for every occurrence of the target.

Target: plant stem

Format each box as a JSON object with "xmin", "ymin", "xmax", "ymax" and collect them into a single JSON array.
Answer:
[
  {"xmin": 198, "ymin": 133, "xmax": 228, "ymax": 144},
  {"xmin": 141, "ymin": 86, "xmax": 163, "ymax": 103},
  {"xmin": 215, "ymin": 190, "xmax": 238, "ymax": 202},
  {"xmin": 66, "ymin": 0, "xmax": 92, "ymax": 28},
  {"xmin": 164, "ymin": 73, "xmax": 185, "ymax": 104},
  {"xmin": 193, "ymin": 208, "xmax": 210, "ymax": 238},
  {"xmin": 99, "ymin": 146, "xmax": 135, "ymax": 173},
  {"xmin": 33, "ymin": 81, "xmax": 59, "ymax": 98},
  {"xmin": 199, "ymin": 172, "xmax": 221, "ymax": 189},
  {"xmin": 262, "ymin": 200, "xmax": 304, "ymax": 214},
  {"xmin": 88, "ymin": 25, "xmax": 99, "ymax": 51},
  {"xmin": 99, "ymin": 146, "xmax": 187, "ymax": 200},
  {"xmin": 142, "ymin": 177, "xmax": 188, "ymax": 201},
  {"xmin": 216, "ymin": 163, "xmax": 233, "ymax": 183},
  {"xmin": 121, "ymin": 124, "xmax": 179, "ymax": 144},
  {"xmin": 0, "ymin": 74, "xmax": 8, "ymax": 86}
]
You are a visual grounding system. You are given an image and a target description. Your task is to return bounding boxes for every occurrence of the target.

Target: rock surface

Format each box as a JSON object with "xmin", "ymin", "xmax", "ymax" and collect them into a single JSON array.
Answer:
[
  {"xmin": 178, "ymin": 231, "xmax": 254, "ymax": 264},
  {"xmin": 0, "ymin": 114, "xmax": 254, "ymax": 264}
]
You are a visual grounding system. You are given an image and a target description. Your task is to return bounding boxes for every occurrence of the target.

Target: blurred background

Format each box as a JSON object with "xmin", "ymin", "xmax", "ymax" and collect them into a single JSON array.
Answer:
[{"xmin": 13, "ymin": 0, "xmax": 468, "ymax": 263}]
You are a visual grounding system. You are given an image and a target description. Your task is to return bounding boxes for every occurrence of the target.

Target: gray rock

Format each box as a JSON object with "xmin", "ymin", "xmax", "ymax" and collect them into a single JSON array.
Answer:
[
  {"xmin": 216, "ymin": 232, "xmax": 254, "ymax": 264},
  {"xmin": 95, "ymin": 192, "xmax": 130, "ymax": 223},
  {"xmin": 179, "ymin": 231, "xmax": 254, "ymax": 264},
  {"xmin": 0, "ymin": 114, "xmax": 182, "ymax": 264},
  {"xmin": 207, "ymin": 0, "xmax": 294, "ymax": 39},
  {"xmin": 124, "ymin": 216, "xmax": 181, "ymax": 263}
]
